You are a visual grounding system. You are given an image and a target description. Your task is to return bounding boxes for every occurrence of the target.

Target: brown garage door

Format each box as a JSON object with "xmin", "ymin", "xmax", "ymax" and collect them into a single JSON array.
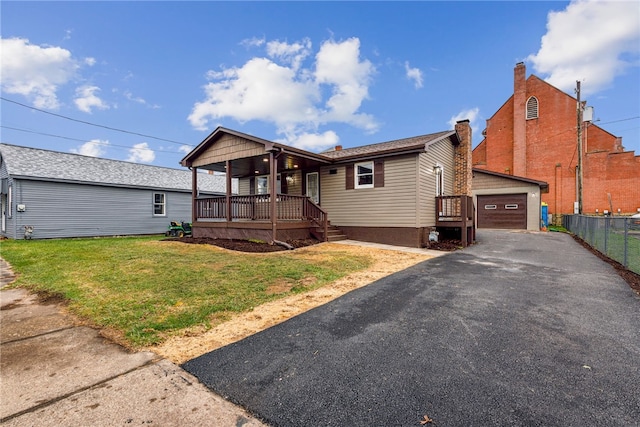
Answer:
[{"xmin": 477, "ymin": 194, "xmax": 527, "ymax": 229}]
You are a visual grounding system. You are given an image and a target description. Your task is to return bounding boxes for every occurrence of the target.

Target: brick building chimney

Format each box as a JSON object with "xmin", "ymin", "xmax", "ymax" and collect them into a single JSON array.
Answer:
[
  {"xmin": 454, "ymin": 119, "xmax": 473, "ymax": 196},
  {"xmin": 513, "ymin": 62, "xmax": 527, "ymax": 176}
]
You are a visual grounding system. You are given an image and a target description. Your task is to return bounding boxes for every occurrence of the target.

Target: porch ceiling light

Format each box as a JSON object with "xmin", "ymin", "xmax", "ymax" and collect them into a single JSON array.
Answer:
[
  {"xmin": 255, "ymin": 170, "xmax": 260, "ymax": 174},
  {"xmin": 263, "ymin": 158, "xmax": 269, "ymax": 162}
]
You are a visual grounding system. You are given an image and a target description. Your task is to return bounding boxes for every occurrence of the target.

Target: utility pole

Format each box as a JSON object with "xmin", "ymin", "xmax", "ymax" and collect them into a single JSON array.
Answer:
[{"xmin": 576, "ymin": 81, "xmax": 583, "ymax": 214}]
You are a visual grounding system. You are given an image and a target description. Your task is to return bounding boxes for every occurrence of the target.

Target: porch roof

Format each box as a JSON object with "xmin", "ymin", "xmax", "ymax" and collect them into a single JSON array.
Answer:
[{"xmin": 181, "ymin": 127, "xmax": 461, "ymax": 177}]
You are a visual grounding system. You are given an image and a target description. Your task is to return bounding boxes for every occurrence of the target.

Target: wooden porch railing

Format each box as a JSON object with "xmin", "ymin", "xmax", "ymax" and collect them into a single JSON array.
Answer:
[
  {"xmin": 436, "ymin": 195, "xmax": 475, "ymax": 246},
  {"xmin": 195, "ymin": 194, "xmax": 329, "ymax": 240},
  {"xmin": 436, "ymin": 195, "xmax": 474, "ymax": 223}
]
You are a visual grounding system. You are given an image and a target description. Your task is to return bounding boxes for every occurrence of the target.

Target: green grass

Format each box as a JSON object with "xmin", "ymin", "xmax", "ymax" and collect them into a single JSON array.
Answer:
[{"xmin": 0, "ymin": 236, "xmax": 371, "ymax": 346}]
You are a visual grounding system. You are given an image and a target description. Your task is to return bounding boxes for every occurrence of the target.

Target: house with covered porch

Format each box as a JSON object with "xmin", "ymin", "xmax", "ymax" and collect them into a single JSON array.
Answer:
[{"xmin": 180, "ymin": 120, "xmax": 475, "ymax": 248}]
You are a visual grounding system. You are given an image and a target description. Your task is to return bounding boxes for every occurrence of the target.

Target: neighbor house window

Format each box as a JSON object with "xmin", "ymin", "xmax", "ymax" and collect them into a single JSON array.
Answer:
[
  {"xmin": 355, "ymin": 161, "xmax": 374, "ymax": 189},
  {"xmin": 526, "ymin": 96, "xmax": 539, "ymax": 119},
  {"xmin": 153, "ymin": 193, "xmax": 166, "ymax": 216}
]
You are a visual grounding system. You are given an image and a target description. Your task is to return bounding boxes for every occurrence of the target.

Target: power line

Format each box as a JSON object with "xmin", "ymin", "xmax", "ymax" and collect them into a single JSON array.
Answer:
[
  {"xmin": 598, "ymin": 116, "xmax": 640, "ymax": 125},
  {"xmin": 1, "ymin": 96, "xmax": 190, "ymax": 146},
  {"xmin": 0, "ymin": 125, "xmax": 192, "ymax": 155}
]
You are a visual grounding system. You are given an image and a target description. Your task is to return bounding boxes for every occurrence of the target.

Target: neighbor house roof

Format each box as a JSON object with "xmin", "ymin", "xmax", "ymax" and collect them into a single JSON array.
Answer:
[{"xmin": 0, "ymin": 143, "xmax": 230, "ymax": 193}]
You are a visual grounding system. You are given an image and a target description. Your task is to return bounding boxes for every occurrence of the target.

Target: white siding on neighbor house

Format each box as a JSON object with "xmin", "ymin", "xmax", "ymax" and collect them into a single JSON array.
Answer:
[
  {"xmin": 320, "ymin": 154, "xmax": 419, "ymax": 227},
  {"xmin": 8, "ymin": 179, "xmax": 194, "ymax": 239},
  {"xmin": 417, "ymin": 136, "xmax": 456, "ymax": 227}
]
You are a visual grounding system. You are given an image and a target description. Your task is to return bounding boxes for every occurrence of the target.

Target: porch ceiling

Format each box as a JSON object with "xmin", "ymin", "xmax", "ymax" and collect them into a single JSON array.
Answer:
[{"xmin": 200, "ymin": 152, "xmax": 330, "ymax": 178}]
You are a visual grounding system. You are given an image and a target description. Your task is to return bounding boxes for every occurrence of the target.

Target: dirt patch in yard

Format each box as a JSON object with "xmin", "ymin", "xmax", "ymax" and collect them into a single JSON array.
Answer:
[{"xmin": 148, "ymin": 241, "xmax": 439, "ymax": 364}]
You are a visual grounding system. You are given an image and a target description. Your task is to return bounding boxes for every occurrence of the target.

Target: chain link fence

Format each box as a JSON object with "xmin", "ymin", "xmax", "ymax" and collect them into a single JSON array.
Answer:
[{"xmin": 563, "ymin": 215, "xmax": 640, "ymax": 275}]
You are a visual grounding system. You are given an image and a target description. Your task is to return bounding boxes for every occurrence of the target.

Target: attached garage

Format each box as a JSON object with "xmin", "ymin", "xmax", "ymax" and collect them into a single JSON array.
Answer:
[
  {"xmin": 472, "ymin": 169, "xmax": 548, "ymax": 231},
  {"xmin": 477, "ymin": 193, "xmax": 527, "ymax": 229}
]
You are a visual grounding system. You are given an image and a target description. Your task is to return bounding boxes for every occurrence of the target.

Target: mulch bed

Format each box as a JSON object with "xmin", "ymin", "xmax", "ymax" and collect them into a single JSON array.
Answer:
[
  {"xmin": 164, "ymin": 236, "xmax": 467, "ymax": 253},
  {"xmin": 163, "ymin": 237, "xmax": 321, "ymax": 252}
]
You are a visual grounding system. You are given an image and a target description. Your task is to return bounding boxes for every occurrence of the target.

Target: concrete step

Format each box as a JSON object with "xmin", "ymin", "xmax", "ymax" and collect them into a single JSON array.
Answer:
[{"xmin": 327, "ymin": 234, "xmax": 348, "ymax": 242}]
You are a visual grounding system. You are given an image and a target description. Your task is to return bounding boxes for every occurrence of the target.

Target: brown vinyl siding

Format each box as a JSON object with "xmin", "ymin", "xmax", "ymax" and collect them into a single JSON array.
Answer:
[
  {"xmin": 320, "ymin": 154, "xmax": 418, "ymax": 227},
  {"xmin": 238, "ymin": 177, "xmax": 251, "ymax": 195},
  {"xmin": 192, "ymin": 135, "xmax": 265, "ymax": 168},
  {"xmin": 285, "ymin": 171, "xmax": 303, "ymax": 195},
  {"xmin": 472, "ymin": 172, "xmax": 534, "ymax": 190}
]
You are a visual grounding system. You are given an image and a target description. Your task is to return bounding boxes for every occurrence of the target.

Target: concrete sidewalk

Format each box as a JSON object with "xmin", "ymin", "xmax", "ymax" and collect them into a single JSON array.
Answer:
[{"xmin": 0, "ymin": 278, "xmax": 265, "ymax": 426}]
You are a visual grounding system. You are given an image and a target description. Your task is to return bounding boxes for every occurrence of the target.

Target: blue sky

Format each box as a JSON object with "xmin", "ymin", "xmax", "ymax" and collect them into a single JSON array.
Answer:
[{"xmin": 2, "ymin": 1, "xmax": 639, "ymax": 170}]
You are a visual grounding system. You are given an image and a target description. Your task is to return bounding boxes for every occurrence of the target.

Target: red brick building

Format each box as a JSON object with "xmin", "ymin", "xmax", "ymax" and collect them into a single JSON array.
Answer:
[{"xmin": 473, "ymin": 63, "xmax": 640, "ymax": 220}]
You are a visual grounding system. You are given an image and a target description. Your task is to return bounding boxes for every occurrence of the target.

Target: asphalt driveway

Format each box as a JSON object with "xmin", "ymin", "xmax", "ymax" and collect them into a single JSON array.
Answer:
[{"xmin": 183, "ymin": 230, "xmax": 640, "ymax": 426}]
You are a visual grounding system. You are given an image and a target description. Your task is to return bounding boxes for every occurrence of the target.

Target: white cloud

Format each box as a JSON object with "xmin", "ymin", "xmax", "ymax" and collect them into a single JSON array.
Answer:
[
  {"xmin": 0, "ymin": 37, "xmax": 78, "ymax": 109},
  {"xmin": 288, "ymin": 130, "xmax": 340, "ymax": 152},
  {"xmin": 266, "ymin": 38, "xmax": 312, "ymax": 71},
  {"xmin": 74, "ymin": 85, "xmax": 109, "ymax": 113},
  {"xmin": 178, "ymin": 145, "xmax": 193, "ymax": 154},
  {"xmin": 188, "ymin": 37, "xmax": 379, "ymax": 150},
  {"xmin": 240, "ymin": 36, "xmax": 265, "ymax": 48},
  {"xmin": 127, "ymin": 142, "xmax": 155, "ymax": 163},
  {"xmin": 404, "ymin": 61, "xmax": 423, "ymax": 89},
  {"xmin": 527, "ymin": 0, "xmax": 640, "ymax": 95},
  {"xmin": 70, "ymin": 139, "xmax": 109, "ymax": 157},
  {"xmin": 84, "ymin": 57, "xmax": 96, "ymax": 66},
  {"xmin": 448, "ymin": 107, "xmax": 481, "ymax": 138}
]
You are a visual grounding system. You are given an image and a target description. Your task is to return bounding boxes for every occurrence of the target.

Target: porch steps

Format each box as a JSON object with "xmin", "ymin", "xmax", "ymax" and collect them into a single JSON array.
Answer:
[{"xmin": 317, "ymin": 224, "xmax": 347, "ymax": 242}]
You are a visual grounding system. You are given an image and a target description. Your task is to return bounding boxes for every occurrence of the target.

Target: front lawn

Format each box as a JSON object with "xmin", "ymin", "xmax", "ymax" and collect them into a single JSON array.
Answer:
[{"xmin": 0, "ymin": 236, "xmax": 371, "ymax": 346}]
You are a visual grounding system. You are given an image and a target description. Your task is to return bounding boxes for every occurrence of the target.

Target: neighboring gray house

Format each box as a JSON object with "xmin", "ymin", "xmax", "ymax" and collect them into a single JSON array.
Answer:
[{"xmin": 0, "ymin": 143, "xmax": 232, "ymax": 239}]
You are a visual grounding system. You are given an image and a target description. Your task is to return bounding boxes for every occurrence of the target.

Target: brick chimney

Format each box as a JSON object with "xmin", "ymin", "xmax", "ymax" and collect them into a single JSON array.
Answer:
[
  {"xmin": 513, "ymin": 62, "xmax": 527, "ymax": 176},
  {"xmin": 335, "ymin": 145, "xmax": 342, "ymax": 151},
  {"xmin": 454, "ymin": 119, "xmax": 473, "ymax": 196}
]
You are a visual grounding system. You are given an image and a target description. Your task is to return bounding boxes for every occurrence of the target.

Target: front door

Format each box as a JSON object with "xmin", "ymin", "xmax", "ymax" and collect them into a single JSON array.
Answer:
[{"xmin": 306, "ymin": 172, "xmax": 319, "ymax": 204}]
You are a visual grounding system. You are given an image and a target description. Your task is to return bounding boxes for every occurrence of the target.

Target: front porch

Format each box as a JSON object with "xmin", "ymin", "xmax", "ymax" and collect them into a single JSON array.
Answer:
[{"xmin": 193, "ymin": 194, "xmax": 330, "ymax": 242}]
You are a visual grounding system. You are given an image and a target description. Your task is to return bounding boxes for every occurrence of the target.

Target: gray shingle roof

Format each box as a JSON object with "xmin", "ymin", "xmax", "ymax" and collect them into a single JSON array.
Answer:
[
  {"xmin": 0, "ymin": 143, "xmax": 229, "ymax": 193},
  {"xmin": 321, "ymin": 130, "xmax": 455, "ymax": 159}
]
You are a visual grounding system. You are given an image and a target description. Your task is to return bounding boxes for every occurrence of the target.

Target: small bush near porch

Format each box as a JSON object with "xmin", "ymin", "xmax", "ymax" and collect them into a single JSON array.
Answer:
[{"xmin": 1, "ymin": 236, "xmax": 371, "ymax": 347}]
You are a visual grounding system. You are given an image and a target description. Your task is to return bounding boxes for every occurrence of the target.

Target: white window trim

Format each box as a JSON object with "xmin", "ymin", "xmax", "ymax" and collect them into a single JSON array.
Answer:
[
  {"xmin": 306, "ymin": 172, "xmax": 320, "ymax": 204},
  {"xmin": 7, "ymin": 186, "xmax": 12, "ymax": 219},
  {"xmin": 526, "ymin": 96, "xmax": 539, "ymax": 120},
  {"xmin": 354, "ymin": 161, "xmax": 374, "ymax": 189},
  {"xmin": 153, "ymin": 192, "xmax": 166, "ymax": 217},
  {"xmin": 434, "ymin": 164, "xmax": 444, "ymax": 196},
  {"xmin": 256, "ymin": 175, "xmax": 282, "ymax": 195}
]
